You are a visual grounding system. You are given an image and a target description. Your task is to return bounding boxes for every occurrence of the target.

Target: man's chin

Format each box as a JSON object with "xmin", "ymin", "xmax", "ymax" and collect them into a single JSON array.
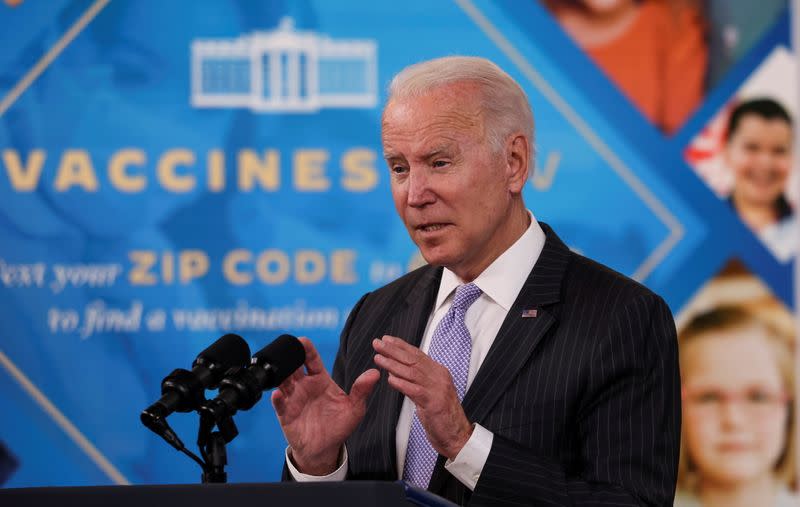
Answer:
[{"xmin": 416, "ymin": 248, "xmax": 457, "ymax": 270}]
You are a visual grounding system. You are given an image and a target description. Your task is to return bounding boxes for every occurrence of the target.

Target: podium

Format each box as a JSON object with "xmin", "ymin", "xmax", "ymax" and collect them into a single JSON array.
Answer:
[{"xmin": 0, "ymin": 481, "xmax": 458, "ymax": 506}]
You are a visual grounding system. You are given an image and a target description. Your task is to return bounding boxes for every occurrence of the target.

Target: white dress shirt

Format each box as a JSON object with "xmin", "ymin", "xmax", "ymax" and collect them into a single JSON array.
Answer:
[{"xmin": 287, "ymin": 214, "xmax": 546, "ymax": 490}]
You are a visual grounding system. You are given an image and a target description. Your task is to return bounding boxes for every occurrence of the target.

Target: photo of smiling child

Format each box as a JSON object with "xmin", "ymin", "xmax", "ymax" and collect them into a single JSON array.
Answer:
[
  {"xmin": 685, "ymin": 46, "xmax": 797, "ymax": 262},
  {"xmin": 724, "ymin": 98, "xmax": 796, "ymax": 261}
]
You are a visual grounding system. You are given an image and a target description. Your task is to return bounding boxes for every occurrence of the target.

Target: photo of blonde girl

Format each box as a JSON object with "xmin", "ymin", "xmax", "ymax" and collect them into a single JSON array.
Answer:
[{"xmin": 676, "ymin": 306, "xmax": 796, "ymax": 507}]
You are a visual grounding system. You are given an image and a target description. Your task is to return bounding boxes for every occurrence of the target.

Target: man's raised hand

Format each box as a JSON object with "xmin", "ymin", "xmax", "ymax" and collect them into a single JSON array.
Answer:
[
  {"xmin": 271, "ymin": 337, "xmax": 380, "ymax": 476},
  {"xmin": 373, "ymin": 335, "xmax": 473, "ymax": 460}
]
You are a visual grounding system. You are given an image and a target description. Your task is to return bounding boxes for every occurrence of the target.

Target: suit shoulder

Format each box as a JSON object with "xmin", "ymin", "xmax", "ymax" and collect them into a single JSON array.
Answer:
[
  {"xmin": 561, "ymin": 253, "xmax": 677, "ymax": 359},
  {"xmin": 564, "ymin": 252, "xmax": 661, "ymax": 307}
]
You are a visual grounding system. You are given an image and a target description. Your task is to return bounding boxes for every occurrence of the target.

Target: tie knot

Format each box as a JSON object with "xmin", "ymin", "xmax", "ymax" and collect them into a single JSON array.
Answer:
[{"xmin": 452, "ymin": 283, "xmax": 482, "ymax": 312}]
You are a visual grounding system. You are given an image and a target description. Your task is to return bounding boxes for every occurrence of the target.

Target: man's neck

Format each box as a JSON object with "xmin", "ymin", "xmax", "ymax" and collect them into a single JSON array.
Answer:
[{"xmin": 452, "ymin": 206, "xmax": 531, "ymax": 283}]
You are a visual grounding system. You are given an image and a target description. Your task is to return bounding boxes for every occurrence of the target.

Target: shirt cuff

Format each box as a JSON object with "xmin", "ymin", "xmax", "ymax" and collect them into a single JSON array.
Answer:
[
  {"xmin": 444, "ymin": 423, "xmax": 493, "ymax": 491},
  {"xmin": 285, "ymin": 446, "xmax": 348, "ymax": 481}
]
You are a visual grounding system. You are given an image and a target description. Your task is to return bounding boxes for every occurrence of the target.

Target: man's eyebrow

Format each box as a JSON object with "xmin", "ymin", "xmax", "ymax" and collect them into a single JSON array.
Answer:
[
  {"xmin": 420, "ymin": 144, "xmax": 459, "ymax": 161},
  {"xmin": 383, "ymin": 144, "xmax": 455, "ymax": 161},
  {"xmin": 422, "ymin": 148, "xmax": 450, "ymax": 159}
]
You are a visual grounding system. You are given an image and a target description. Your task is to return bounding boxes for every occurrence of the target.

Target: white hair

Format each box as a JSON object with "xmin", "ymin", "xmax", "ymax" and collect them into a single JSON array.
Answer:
[{"xmin": 386, "ymin": 56, "xmax": 535, "ymax": 165}]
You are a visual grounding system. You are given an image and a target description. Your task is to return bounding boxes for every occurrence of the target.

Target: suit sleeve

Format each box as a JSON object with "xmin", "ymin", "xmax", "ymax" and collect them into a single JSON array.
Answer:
[
  {"xmin": 469, "ymin": 294, "xmax": 681, "ymax": 507},
  {"xmin": 331, "ymin": 291, "xmax": 370, "ymax": 388}
]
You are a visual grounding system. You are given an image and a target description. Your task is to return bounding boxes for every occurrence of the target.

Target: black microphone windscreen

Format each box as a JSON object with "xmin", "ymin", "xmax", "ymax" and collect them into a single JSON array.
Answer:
[
  {"xmin": 196, "ymin": 333, "xmax": 251, "ymax": 370},
  {"xmin": 253, "ymin": 334, "xmax": 305, "ymax": 385}
]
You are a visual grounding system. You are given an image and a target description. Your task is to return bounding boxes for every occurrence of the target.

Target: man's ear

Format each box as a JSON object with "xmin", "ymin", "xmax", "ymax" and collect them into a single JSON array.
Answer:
[{"xmin": 506, "ymin": 134, "xmax": 530, "ymax": 194}]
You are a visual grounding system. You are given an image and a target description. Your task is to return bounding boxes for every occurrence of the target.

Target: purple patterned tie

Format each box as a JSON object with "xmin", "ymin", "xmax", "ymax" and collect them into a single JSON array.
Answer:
[{"xmin": 402, "ymin": 282, "xmax": 483, "ymax": 488}]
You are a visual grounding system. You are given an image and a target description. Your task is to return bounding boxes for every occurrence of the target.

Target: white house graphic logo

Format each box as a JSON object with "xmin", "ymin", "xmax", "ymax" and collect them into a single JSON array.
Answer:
[{"xmin": 191, "ymin": 18, "xmax": 377, "ymax": 113}]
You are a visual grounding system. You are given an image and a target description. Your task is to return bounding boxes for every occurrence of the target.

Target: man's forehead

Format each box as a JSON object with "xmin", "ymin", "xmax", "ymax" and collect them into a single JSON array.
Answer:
[
  {"xmin": 381, "ymin": 91, "xmax": 485, "ymax": 145},
  {"xmin": 382, "ymin": 107, "xmax": 482, "ymax": 136},
  {"xmin": 384, "ymin": 84, "xmax": 483, "ymax": 120}
]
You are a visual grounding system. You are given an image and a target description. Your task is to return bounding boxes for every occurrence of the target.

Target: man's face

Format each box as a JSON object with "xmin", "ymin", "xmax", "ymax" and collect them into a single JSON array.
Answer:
[{"xmin": 381, "ymin": 83, "xmax": 525, "ymax": 281}]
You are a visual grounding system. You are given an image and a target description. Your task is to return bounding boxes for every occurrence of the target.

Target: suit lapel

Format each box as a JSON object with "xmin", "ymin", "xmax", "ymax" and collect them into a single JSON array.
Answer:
[
  {"xmin": 376, "ymin": 265, "xmax": 442, "ymax": 477},
  {"xmin": 428, "ymin": 224, "xmax": 573, "ymax": 494},
  {"xmin": 462, "ymin": 223, "xmax": 572, "ymax": 426}
]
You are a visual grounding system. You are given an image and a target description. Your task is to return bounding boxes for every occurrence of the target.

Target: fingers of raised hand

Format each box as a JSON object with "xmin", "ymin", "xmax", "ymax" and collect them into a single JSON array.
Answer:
[
  {"xmin": 373, "ymin": 352, "xmax": 420, "ymax": 383},
  {"xmin": 299, "ymin": 337, "xmax": 326, "ymax": 375},
  {"xmin": 386, "ymin": 373, "xmax": 426, "ymax": 403},
  {"xmin": 276, "ymin": 367, "xmax": 304, "ymax": 398},
  {"xmin": 271, "ymin": 389, "xmax": 300, "ymax": 420},
  {"xmin": 349, "ymin": 368, "xmax": 380, "ymax": 408},
  {"xmin": 372, "ymin": 335, "xmax": 424, "ymax": 366},
  {"xmin": 392, "ymin": 336, "xmax": 424, "ymax": 364},
  {"xmin": 270, "ymin": 389, "xmax": 286, "ymax": 412}
]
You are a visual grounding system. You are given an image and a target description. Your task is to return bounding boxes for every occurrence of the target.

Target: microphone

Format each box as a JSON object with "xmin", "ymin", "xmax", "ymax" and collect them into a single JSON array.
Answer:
[
  {"xmin": 200, "ymin": 334, "xmax": 305, "ymax": 423},
  {"xmin": 140, "ymin": 333, "xmax": 251, "ymax": 444},
  {"xmin": 0, "ymin": 440, "xmax": 18, "ymax": 487}
]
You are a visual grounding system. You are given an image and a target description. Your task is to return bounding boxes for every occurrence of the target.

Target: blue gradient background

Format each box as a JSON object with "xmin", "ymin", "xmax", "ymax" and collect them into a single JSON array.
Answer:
[{"xmin": 0, "ymin": 0, "xmax": 792, "ymax": 487}]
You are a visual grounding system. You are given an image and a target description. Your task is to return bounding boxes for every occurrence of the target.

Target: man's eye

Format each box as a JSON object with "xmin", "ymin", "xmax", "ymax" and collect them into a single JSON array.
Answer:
[
  {"xmin": 391, "ymin": 165, "xmax": 408, "ymax": 174},
  {"xmin": 432, "ymin": 160, "xmax": 450, "ymax": 168}
]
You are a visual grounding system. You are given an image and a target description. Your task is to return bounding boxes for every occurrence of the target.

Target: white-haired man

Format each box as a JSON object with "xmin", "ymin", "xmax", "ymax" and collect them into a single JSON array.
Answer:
[{"xmin": 272, "ymin": 56, "xmax": 681, "ymax": 506}]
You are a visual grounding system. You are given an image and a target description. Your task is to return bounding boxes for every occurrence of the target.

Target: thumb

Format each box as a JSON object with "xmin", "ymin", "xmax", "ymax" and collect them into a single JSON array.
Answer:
[{"xmin": 349, "ymin": 368, "xmax": 380, "ymax": 408}]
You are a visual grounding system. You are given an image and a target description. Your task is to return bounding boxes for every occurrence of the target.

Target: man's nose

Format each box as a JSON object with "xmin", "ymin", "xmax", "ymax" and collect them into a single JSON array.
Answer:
[{"xmin": 406, "ymin": 169, "xmax": 435, "ymax": 207}]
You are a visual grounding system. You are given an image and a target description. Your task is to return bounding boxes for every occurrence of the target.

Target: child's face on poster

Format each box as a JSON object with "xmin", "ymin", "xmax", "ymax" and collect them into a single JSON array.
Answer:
[
  {"xmin": 725, "ymin": 115, "xmax": 793, "ymax": 208},
  {"xmin": 682, "ymin": 327, "xmax": 789, "ymax": 485}
]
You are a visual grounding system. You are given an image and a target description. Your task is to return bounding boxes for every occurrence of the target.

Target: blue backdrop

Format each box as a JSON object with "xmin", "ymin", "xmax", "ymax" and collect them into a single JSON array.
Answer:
[{"xmin": 0, "ymin": 0, "xmax": 793, "ymax": 487}]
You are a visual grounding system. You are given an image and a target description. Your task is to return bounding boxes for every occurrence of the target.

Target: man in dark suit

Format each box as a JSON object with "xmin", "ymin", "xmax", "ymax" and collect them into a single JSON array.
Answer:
[{"xmin": 271, "ymin": 56, "xmax": 681, "ymax": 506}]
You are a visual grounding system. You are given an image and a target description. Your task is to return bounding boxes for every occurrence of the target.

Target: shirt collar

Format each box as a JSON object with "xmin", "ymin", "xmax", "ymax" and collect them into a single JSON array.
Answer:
[{"xmin": 434, "ymin": 212, "xmax": 546, "ymax": 312}]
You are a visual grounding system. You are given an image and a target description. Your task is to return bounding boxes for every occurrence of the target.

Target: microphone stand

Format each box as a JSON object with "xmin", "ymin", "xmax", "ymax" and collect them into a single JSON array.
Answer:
[
  {"xmin": 197, "ymin": 411, "xmax": 239, "ymax": 484},
  {"xmin": 143, "ymin": 400, "xmax": 241, "ymax": 483}
]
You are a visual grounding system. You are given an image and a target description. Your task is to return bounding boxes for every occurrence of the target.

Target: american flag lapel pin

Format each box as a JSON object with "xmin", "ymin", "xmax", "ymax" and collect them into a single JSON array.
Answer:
[{"xmin": 521, "ymin": 308, "xmax": 538, "ymax": 318}]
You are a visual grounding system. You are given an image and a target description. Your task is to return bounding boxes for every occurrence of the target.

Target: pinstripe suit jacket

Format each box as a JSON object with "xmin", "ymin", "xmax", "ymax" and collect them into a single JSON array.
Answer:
[{"xmin": 311, "ymin": 223, "xmax": 680, "ymax": 506}]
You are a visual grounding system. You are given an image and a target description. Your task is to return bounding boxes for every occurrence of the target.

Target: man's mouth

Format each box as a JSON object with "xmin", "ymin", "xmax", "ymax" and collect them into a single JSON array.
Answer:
[{"xmin": 416, "ymin": 223, "xmax": 450, "ymax": 233}]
